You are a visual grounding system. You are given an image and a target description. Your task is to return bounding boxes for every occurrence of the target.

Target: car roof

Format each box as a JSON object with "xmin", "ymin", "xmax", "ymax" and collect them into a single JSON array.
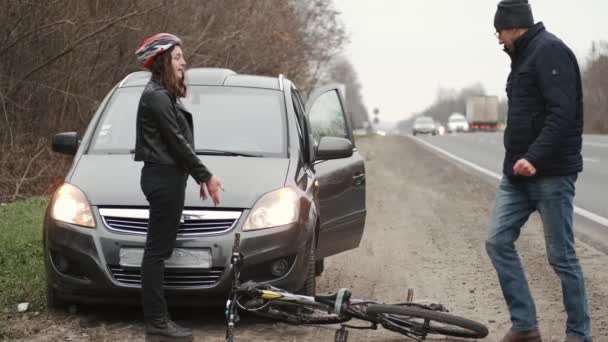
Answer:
[
  {"xmin": 448, "ymin": 114, "xmax": 466, "ymax": 121},
  {"xmin": 118, "ymin": 68, "xmax": 282, "ymax": 90}
]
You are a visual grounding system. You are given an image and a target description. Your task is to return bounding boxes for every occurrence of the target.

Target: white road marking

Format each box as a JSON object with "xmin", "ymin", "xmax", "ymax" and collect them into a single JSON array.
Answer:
[
  {"xmin": 415, "ymin": 137, "xmax": 502, "ymax": 180},
  {"xmin": 583, "ymin": 157, "xmax": 599, "ymax": 163},
  {"xmin": 412, "ymin": 136, "xmax": 608, "ymax": 228}
]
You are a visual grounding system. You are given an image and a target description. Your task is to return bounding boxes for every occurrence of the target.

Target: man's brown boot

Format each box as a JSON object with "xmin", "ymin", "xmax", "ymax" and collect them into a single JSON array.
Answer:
[
  {"xmin": 564, "ymin": 336, "xmax": 588, "ymax": 342},
  {"xmin": 500, "ymin": 328, "xmax": 542, "ymax": 342}
]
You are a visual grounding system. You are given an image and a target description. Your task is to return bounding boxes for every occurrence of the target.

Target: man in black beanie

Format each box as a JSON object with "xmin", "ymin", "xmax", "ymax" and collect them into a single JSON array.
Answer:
[{"xmin": 486, "ymin": 1, "xmax": 592, "ymax": 342}]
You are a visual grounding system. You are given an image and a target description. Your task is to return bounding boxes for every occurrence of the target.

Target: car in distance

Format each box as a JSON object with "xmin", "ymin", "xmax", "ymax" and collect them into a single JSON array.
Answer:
[{"xmin": 412, "ymin": 116, "xmax": 438, "ymax": 136}]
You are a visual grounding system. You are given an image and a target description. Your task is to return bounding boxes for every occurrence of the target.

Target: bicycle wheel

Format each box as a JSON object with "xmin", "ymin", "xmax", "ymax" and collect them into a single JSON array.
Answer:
[
  {"xmin": 366, "ymin": 304, "xmax": 488, "ymax": 338},
  {"xmin": 242, "ymin": 299, "xmax": 350, "ymax": 325},
  {"xmin": 226, "ymin": 327, "xmax": 234, "ymax": 342}
]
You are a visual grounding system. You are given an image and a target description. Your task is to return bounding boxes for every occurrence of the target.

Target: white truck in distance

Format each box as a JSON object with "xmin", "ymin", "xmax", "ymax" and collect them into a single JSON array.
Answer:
[{"xmin": 466, "ymin": 96, "xmax": 499, "ymax": 132}]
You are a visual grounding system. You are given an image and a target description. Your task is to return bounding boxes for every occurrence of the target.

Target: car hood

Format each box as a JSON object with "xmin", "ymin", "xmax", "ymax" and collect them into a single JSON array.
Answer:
[{"xmin": 68, "ymin": 155, "xmax": 289, "ymax": 208}]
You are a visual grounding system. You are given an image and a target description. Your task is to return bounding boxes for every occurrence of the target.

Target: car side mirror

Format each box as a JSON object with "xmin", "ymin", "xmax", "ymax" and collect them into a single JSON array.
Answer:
[
  {"xmin": 314, "ymin": 137, "xmax": 353, "ymax": 162},
  {"xmin": 52, "ymin": 132, "xmax": 80, "ymax": 155}
]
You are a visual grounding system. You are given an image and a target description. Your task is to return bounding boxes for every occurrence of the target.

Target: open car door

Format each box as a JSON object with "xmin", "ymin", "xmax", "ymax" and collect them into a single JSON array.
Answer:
[{"xmin": 304, "ymin": 84, "xmax": 366, "ymax": 258}]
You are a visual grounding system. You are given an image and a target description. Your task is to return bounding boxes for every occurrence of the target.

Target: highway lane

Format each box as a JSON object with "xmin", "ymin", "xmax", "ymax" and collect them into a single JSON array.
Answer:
[{"xmin": 415, "ymin": 132, "xmax": 608, "ymax": 226}]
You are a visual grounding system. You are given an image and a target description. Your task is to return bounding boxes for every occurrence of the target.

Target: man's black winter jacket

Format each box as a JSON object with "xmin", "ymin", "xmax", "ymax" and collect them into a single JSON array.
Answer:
[{"xmin": 503, "ymin": 22, "xmax": 583, "ymax": 178}]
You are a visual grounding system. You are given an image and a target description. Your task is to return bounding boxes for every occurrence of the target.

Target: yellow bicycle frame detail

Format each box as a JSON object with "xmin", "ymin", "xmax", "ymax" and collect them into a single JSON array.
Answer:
[{"xmin": 261, "ymin": 290, "xmax": 283, "ymax": 300}]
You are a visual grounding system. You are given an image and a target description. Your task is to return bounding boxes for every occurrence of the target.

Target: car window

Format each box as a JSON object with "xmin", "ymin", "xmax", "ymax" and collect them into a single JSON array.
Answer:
[
  {"xmin": 449, "ymin": 117, "xmax": 467, "ymax": 123},
  {"xmin": 307, "ymin": 90, "xmax": 348, "ymax": 145},
  {"xmin": 448, "ymin": 114, "xmax": 467, "ymax": 123},
  {"xmin": 186, "ymin": 87, "xmax": 286, "ymax": 156},
  {"xmin": 415, "ymin": 117, "xmax": 434, "ymax": 124},
  {"xmin": 88, "ymin": 86, "xmax": 287, "ymax": 157},
  {"xmin": 88, "ymin": 87, "xmax": 141, "ymax": 153}
]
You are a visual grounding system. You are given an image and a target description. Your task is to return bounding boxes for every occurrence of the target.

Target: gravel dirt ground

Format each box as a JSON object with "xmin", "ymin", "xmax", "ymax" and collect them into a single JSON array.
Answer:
[{"xmin": 2, "ymin": 135, "xmax": 607, "ymax": 342}]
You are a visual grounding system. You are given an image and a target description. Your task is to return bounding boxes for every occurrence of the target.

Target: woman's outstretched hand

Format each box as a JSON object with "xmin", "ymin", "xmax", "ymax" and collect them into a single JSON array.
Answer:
[{"xmin": 200, "ymin": 175, "xmax": 224, "ymax": 206}]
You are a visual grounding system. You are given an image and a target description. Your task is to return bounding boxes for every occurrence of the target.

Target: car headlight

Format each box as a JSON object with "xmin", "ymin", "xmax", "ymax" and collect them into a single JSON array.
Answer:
[
  {"xmin": 51, "ymin": 183, "xmax": 96, "ymax": 228},
  {"xmin": 243, "ymin": 187, "xmax": 300, "ymax": 231}
]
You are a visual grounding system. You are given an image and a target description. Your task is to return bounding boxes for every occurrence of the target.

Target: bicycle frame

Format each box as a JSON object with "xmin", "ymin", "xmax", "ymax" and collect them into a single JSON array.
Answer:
[
  {"xmin": 225, "ymin": 233, "xmax": 243, "ymax": 340},
  {"xmin": 259, "ymin": 289, "xmax": 313, "ymax": 303},
  {"xmin": 227, "ymin": 235, "xmax": 339, "ymax": 305},
  {"xmin": 224, "ymin": 234, "xmax": 472, "ymax": 342},
  {"xmin": 225, "ymin": 234, "xmax": 375, "ymax": 340}
]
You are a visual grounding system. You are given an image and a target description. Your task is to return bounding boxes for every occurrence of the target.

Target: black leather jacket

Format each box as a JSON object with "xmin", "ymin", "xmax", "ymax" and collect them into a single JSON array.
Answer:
[{"xmin": 134, "ymin": 78, "xmax": 212, "ymax": 184}]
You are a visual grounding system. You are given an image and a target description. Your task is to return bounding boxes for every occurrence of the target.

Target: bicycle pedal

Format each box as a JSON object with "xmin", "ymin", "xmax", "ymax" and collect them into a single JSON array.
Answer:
[{"xmin": 334, "ymin": 327, "xmax": 348, "ymax": 342}]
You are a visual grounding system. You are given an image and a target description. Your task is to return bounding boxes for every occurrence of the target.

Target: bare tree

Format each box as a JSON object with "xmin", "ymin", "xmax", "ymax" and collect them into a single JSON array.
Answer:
[
  {"xmin": 583, "ymin": 41, "xmax": 608, "ymax": 134},
  {"xmin": 0, "ymin": 0, "xmax": 348, "ymax": 201}
]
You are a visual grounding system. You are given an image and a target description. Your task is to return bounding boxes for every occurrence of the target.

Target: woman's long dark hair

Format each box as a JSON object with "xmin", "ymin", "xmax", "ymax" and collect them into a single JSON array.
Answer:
[{"xmin": 150, "ymin": 45, "xmax": 187, "ymax": 98}]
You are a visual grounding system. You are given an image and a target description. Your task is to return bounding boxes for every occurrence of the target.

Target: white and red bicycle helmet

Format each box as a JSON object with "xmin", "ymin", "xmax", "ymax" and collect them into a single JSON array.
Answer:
[{"xmin": 135, "ymin": 33, "xmax": 182, "ymax": 69}]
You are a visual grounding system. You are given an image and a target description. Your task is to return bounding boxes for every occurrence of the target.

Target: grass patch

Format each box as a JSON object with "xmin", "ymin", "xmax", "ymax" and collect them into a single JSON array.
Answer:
[{"xmin": 0, "ymin": 197, "xmax": 49, "ymax": 318}]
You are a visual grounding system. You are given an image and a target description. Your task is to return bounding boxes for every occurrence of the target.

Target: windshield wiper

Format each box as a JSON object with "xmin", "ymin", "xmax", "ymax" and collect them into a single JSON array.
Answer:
[{"xmin": 195, "ymin": 149, "xmax": 263, "ymax": 157}]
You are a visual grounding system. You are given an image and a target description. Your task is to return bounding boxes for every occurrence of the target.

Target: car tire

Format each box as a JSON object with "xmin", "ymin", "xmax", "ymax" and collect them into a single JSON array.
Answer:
[
  {"xmin": 315, "ymin": 259, "xmax": 324, "ymax": 277},
  {"xmin": 298, "ymin": 240, "xmax": 316, "ymax": 296},
  {"xmin": 46, "ymin": 281, "xmax": 67, "ymax": 311}
]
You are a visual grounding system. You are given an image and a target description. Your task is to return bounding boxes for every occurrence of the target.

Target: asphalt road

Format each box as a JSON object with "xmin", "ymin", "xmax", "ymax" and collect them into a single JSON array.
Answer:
[{"xmin": 414, "ymin": 132, "xmax": 608, "ymax": 249}]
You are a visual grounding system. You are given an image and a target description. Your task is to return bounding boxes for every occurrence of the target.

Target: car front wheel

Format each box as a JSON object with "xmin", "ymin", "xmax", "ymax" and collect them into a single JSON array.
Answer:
[
  {"xmin": 298, "ymin": 240, "xmax": 316, "ymax": 296},
  {"xmin": 46, "ymin": 281, "xmax": 67, "ymax": 311},
  {"xmin": 315, "ymin": 259, "xmax": 324, "ymax": 277}
]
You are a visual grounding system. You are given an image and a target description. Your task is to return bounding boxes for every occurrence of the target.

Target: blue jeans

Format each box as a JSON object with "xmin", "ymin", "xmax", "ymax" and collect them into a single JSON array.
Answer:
[{"xmin": 486, "ymin": 175, "xmax": 591, "ymax": 340}]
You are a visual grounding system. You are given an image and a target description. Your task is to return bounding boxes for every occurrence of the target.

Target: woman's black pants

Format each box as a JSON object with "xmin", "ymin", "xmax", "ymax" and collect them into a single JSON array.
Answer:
[{"xmin": 140, "ymin": 162, "xmax": 188, "ymax": 320}]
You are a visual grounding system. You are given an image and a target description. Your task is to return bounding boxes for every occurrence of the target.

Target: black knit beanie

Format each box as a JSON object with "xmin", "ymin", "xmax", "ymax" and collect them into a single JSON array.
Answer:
[{"xmin": 494, "ymin": 0, "xmax": 534, "ymax": 30}]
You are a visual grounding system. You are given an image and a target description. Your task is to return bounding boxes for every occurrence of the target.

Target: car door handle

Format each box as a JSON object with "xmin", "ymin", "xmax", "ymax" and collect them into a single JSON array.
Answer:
[{"xmin": 352, "ymin": 173, "xmax": 366, "ymax": 186}]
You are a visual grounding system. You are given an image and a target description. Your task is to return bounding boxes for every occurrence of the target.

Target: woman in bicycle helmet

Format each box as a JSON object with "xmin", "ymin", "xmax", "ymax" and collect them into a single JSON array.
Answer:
[{"xmin": 134, "ymin": 33, "xmax": 223, "ymax": 340}]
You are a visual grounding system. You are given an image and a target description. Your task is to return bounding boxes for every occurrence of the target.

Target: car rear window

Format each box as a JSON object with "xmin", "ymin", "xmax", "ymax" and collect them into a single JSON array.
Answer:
[
  {"xmin": 450, "ymin": 118, "xmax": 467, "ymax": 123},
  {"xmin": 88, "ymin": 85, "xmax": 287, "ymax": 157},
  {"xmin": 415, "ymin": 117, "xmax": 434, "ymax": 124}
]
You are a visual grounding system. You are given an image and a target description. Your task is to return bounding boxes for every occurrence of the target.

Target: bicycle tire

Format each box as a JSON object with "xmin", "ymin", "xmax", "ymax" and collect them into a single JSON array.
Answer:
[
  {"xmin": 366, "ymin": 304, "xmax": 488, "ymax": 338},
  {"xmin": 246, "ymin": 301, "xmax": 350, "ymax": 325}
]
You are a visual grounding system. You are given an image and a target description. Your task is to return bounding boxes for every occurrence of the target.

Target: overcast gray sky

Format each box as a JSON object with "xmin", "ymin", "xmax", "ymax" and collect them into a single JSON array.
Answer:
[{"xmin": 333, "ymin": 0, "xmax": 608, "ymax": 124}]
